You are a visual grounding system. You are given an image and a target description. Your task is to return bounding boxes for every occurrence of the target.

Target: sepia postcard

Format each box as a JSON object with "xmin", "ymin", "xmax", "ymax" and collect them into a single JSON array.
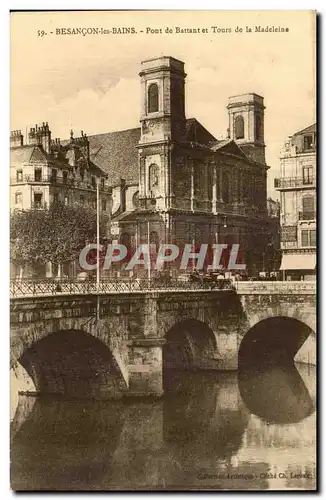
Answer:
[{"xmin": 10, "ymin": 10, "xmax": 317, "ymax": 491}]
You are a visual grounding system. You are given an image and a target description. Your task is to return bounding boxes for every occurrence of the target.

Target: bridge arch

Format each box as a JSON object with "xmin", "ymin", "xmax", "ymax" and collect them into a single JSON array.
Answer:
[
  {"xmin": 163, "ymin": 319, "xmax": 218, "ymax": 374},
  {"xmin": 16, "ymin": 329, "xmax": 127, "ymax": 399},
  {"xmin": 241, "ymin": 302, "xmax": 316, "ymax": 335},
  {"xmin": 11, "ymin": 317, "xmax": 129, "ymax": 399},
  {"xmin": 239, "ymin": 316, "xmax": 315, "ymax": 368}
]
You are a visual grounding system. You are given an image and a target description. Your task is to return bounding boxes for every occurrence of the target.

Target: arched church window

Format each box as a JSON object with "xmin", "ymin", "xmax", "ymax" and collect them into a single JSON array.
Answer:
[
  {"xmin": 148, "ymin": 83, "xmax": 159, "ymax": 113},
  {"xmin": 255, "ymin": 113, "xmax": 262, "ymax": 141},
  {"xmin": 132, "ymin": 191, "xmax": 139, "ymax": 208},
  {"xmin": 234, "ymin": 115, "xmax": 244, "ymax": 140}
]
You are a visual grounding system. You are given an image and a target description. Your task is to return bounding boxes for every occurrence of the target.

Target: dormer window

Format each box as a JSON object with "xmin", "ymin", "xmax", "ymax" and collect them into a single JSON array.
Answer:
[
  {"xmin": 148, "ymin": 83, "xmax": 159, "ymax": 113},
  {"xmin": 303, "ymin": 134, "xmax": 314, "ymax": 151}
]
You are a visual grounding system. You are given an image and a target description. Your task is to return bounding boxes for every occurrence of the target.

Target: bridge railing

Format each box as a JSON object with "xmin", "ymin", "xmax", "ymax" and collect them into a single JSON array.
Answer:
[
  {"xmin": 10, "ymin": 277, "xmax": 235, "ymax": 298},
  {"xmin": 9, "ymin": 278, "xmax": 316, "ymax": 298},
  {"xmin": 234, "ymin": 280, "xmax": 316, "ymax": 294}
]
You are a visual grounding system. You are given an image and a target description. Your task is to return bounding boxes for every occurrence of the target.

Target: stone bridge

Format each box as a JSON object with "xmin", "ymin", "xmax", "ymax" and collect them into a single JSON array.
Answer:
[{"xmin": 10, "ymin": 282, "xmax": 316, "ymax": 398}]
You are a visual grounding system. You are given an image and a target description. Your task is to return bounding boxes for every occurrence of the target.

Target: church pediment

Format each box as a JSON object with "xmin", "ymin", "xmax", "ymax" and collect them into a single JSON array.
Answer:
[{"xmin": 210, "ymin": 139, "xmax": 249, "ymax": 160}]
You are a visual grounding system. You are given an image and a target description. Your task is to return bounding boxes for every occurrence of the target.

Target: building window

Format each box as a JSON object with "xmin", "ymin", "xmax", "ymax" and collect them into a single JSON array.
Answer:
[
  {"xmin": 301, "ymin": 229, "xmax": 316, "ymax": 247},
  {"xmin": 91, "ymin": 176, "xmax": 96, "ymax": 189},
  {"xmin": 101, "ymin": 178, "xmax": 105, "ymax": 189},
  {"xmin": 234, "ymin": 115, "xmax": 244, "ymax": 140},
  {"xmin": 148, "ymin": 83, "xmax": 159, "ymax": 113},
  {"xmin": 311, "ymin": 230, "xmax": 316, "ymax": 247},
  {"xmin": 16, "ymin": 170, "xmax": 23, "ymax": 182},
  {"xmin": 15, "ymin": 192, "xmax": 22, "ymax": 204},
  {"xmin": 302, "ymin": 195, "xmax": 314, "ymax": 213},
  {"xmin": 300, "ymin": 195, "xmax": 315, "ymax": 220},
  {"xmin": 53, "ymin": 193, "xmax": 59, "ymax": 204},
  {"xmin": 255, "ymin": 113, "xmax": 262, "ymax": 141},
  {"xmin": 80, "ymin": 195, "xmax": 84, "ymax": 204},
  {"xmin": 34, "ymin": 168, "xmax": 42, "ymax": 182},
  {"xmin": 80, "ymin": 167, "xmax": 85, "ymax": 181},
  {"xmin": 62, "ymin": 171, "xmax": 68, "ymax": 184},
  {"xmin": 101, "ymin": 199, "xmax": 107, "ymax": 211},
  {"xmin": 64, "ymin": 195, "xmax": 69, "ymax": 205},
  {"xmin": 132, "ymin": 191, "xmax": 139, "ymax": 208},
  {"xmin": 51, "ymin": 169, "xmax": 57, "ymax": 183},
  {"xmin": 303, "ymin": 135, "xmax": 314, "ymax": 151},
  {"xmin": 302, "ymin": 166, "xmax": 314, "ymax": 185},
  {"xmin": 33, "ymin": 192, "xmax": 43, "ymax": 209}
]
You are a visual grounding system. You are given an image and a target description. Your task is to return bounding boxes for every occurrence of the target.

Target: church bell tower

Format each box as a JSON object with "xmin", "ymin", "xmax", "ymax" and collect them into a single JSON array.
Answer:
[
  {"xmin": 227, "ymin": 93, "xmax": 266, "ymax": 164},
  {"xmin": 138, "ymin": 56, "xmax": 187, "ymax": 210}
]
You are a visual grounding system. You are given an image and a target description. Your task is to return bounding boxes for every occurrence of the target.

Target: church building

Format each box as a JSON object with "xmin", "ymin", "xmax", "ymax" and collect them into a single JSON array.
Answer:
[{"xmin": 86, "ymin": 56, "xmax": 271, "ymax": 276}]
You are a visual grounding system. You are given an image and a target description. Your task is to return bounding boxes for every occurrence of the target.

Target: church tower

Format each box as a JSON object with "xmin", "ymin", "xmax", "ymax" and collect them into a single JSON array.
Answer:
[
  {"xmin": 227, "ymin": 93, "xmax": 266, "ymax": 164},
  {"xmin": 138, "ymin": 56, "xmax": 187, "ymax": 209}
]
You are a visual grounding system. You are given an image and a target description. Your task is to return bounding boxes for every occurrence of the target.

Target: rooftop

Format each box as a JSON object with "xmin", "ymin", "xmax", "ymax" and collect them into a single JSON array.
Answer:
[{"xmin": 293, "ymin": 123, "xmax": 316, "ymax": 136}]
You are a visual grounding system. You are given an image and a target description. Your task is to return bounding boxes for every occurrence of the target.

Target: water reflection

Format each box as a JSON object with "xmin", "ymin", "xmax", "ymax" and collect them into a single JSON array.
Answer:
[
  {"xmin": 11, "ymin": 364, "xmax": 316, "ymax": 491},
  {"xmin": 238, "ymin": 363, "xmax": 315, "ymax": 423}
]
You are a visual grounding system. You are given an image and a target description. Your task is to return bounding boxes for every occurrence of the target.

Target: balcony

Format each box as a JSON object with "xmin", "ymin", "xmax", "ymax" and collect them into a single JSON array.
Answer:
[
  {"xmin": 11, "ymin": 174, "xmax": 112, "ymax": 193},
  {"xmin": 274, "ymin": 176, "xmax": 316, "ymax": 190},
  {"xmin": 299, "ymin": 211, "xmax": 316, "ymax": 221}
]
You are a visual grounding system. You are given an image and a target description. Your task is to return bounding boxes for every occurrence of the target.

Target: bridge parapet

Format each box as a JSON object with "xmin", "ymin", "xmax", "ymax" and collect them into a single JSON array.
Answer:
[
  {"xmin": 235, "ymin": 281, "xmax": 316, "ymax": 295},
  {"xmin": 9, "ymin": 278, "xmax": 234, "ymax": 299},
  {"xmin": 10, "ymin": 278, "xmax": 316, "ymax": 299}
]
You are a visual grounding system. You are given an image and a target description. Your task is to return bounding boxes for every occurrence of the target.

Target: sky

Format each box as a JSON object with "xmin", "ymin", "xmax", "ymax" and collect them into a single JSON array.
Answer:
[{"xmin": 10, "ymin": 10, "xmax": 316, "ymax": 198}]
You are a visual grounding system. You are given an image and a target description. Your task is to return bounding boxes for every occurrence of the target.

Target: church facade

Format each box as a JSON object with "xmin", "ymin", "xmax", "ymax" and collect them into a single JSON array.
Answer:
[{"xmin": 86, "ymin": 56, "xmax": 272, "ymax": 276}]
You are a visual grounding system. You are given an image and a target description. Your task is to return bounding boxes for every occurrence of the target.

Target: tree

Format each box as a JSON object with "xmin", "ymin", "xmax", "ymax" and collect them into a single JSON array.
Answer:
[{"xmin": 11, "ymin": 203, "xmax": 110, "ymax": 275}]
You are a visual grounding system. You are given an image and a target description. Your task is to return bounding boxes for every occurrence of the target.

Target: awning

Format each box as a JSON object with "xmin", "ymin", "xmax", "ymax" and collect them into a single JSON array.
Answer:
[{"xmin": 280, "ymin": 253, "xmax": 316, "ymax": 271}]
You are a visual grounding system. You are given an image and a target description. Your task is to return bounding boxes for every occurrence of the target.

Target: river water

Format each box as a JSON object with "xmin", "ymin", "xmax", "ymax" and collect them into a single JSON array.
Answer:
[{"xmin": 10, "ymin": 363, "xmax": 316, "ymax": 491}]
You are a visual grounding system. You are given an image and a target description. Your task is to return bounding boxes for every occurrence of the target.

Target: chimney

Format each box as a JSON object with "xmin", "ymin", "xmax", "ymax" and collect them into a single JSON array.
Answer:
[
  {"xmin": 28, "ymin": 126, "xmax": 39, "ymax": 146},
  {"xmin": 10, "ymin": 130, "xmax": 23, "ymax": 147},
  {"xmin": 28, "ymin": 122, "xmax": 51, "ymax": 153},
  {"xmin": 39, "ymin": 122, "xmax": 51, "ymax": 153}
]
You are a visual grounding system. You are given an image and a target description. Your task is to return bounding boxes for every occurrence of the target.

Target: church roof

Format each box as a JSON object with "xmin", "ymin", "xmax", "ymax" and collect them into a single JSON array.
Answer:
[
  {"xmin": 293, "ymin": 123, "xmax": 316, "ymax": 136},
  {"xmin": 88, "ymin": 127, "xmax": 141, "ymax": 186},
  {"xmin": 185, "ymin": 118, "xmax": 217, "ymax": 145},
  {"xmin": 87, "ymin": 118, "xmax": 218, "ymax": 185}
]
